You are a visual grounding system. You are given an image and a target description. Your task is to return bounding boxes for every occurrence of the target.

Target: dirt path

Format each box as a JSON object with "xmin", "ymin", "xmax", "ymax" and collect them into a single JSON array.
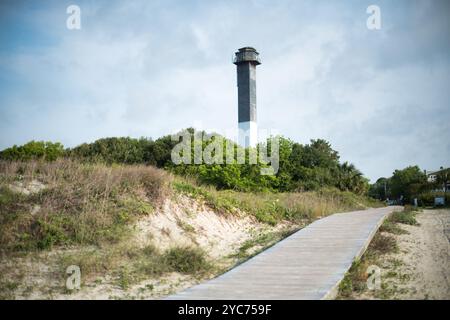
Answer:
[
  {"xmin": 389, "ymin": 209, "xmax": 450, "ymax": 299},
  {"xmin": 338, "ymin": 208, "xmax": 450, "ymax": 300}
]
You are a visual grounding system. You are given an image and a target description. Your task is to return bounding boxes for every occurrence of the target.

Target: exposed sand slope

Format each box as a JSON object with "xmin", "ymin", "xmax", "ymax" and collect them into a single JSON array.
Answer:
[
  {"xmin": 1, "ymin": 195, "xmax": 296, "ymax": 300},
  {"xmin": 134, "ymin": 195, "xmax": 271, "ymax": 260}
]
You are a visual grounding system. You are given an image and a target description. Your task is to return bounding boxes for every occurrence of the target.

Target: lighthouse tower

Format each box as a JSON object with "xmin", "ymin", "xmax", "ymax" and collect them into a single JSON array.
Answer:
[{"xmin": 233, "ymin": 47, "xmax": 261, "ymax": 148}]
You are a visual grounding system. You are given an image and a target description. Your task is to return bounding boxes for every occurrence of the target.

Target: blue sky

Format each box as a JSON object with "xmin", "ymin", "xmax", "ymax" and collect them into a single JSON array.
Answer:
[{"xmin": 0, "ymin": 0, "xmax": 449, "ymax": 181}]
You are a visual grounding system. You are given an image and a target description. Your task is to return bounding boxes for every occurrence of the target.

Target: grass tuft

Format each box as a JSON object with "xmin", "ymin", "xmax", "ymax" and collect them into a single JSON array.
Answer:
[
  {"xmin": 369, "ymin": 234, "xmax": 398, "ymax": 255},
  {"xmin": 389, "ymin": 208, "xmax": 418, "ymax": 226},
  {"xmin": 379, "ymin": 220, "xmax": 409, "ymax": 235},
  {"xmin": 58, "ymin": 244, "xmax": 213, "ymax": 291},
  {"xmin": 162, "ymin": 247, "xmax": 211, "ymax": 274}
]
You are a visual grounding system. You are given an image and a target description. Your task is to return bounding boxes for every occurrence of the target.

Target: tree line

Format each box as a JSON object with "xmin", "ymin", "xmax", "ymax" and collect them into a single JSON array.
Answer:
[
  {"xmin": 369, "ymin": 165, "xmax": 450, "ymax": 205},
  {"xmin": 0, "ymin": 129, "xmax": 369, "ymax": 194}
]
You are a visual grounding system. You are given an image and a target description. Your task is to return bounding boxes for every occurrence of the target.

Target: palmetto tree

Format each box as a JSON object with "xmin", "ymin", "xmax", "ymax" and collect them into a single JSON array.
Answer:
[{"xmin": 337, "ymin": 162, "xmax": 365, "ymax": 193}]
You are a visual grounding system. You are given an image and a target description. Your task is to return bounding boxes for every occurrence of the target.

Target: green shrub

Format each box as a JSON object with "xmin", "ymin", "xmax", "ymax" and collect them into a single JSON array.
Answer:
[
  {"xmin": 162, "ymin": 247, "xmax": 210, "ymax": 274},
  {"xmin": 0, "ymin": 141, "xmax": 64, "ymax": 161},
  {"xmin": 389, "ymin": 209, "xmax": 417, "ymax": 225},
  {"xmin": 69, "ymin": 137, "xmax": 152, "ymax": 165},
  {"xmin": 35, "ymin": 216, "xmax": 71, "ymax": 249},
  {"xmin": 418, "ymin": 192, "xmax": 435, "ymax": 206}
]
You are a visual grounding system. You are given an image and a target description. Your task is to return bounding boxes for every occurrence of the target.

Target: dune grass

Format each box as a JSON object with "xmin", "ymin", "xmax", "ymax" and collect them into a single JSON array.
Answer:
[
  {"xmin": 389, "ymin": 205, "xmax": 418, "ymax": 225},
  {"xmin": 0, "ymin": 159, "xmax": 171, "ymax": 251},
  {"xmin": 59, "ymin": 243, "xmax": 212, "ymax": 290},
  {"xmin": 173, "ymin": 179, "xmax": 382, "ymax": 225},
  {"xmin": 0, "ymin": 159, "xmax": 384, "ymax": 298},
  {"xmin": 0, "ymin": 159, "xmax": 382, "ymax": 253}
]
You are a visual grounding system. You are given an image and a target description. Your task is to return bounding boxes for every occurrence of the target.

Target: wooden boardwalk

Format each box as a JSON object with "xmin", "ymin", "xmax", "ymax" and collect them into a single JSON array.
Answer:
[{"xmin": 168, "ymin": 206, "xmax": 402, "ymax": 300}]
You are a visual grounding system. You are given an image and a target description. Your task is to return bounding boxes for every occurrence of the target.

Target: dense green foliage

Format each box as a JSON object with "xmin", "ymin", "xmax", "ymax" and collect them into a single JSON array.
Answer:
[
  {"xmin": 166, "ymin": 131, "xmax": 368, "ymax": 194},
  {"xmin": 0, "ymin": 141, "xmax": 64, "ymax": 161},
  {"xmin": 0, "ymin": 129, "xmax": 370, "ymax": 194},
  {"xmin": 68, "ymin": 136, "xmax": 179, "ymax": 166},
  {"xmin": 369, "ymin": 166, "xmax": 444, "ymax": 203},
  {"xmin": 68, "ymin": 137, "xmax": 150, "ymax": 164},
  {"xmin": 369, "ymin": 165, "xmax": 450, "ymax": 206},
  {"xmin": 389, "ymin": 166, "xmax": 428, "ymax": 200}
]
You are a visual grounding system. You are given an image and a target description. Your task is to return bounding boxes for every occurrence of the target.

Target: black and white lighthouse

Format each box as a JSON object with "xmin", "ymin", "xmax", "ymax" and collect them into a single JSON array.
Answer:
[{"xmin": 233, "ymin": 47, "xmax": 261, "ymax": 148}]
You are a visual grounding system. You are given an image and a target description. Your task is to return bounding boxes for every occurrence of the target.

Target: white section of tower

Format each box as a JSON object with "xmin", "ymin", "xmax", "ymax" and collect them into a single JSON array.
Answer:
[{"xmin": 238, "ymin": 121, "xmax": 258, "ymax": 148}]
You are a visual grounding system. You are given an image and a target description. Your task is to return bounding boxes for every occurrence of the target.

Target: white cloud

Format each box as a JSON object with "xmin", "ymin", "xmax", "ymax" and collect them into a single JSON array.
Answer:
[{"xmin": 0, "ymin": 0, "xmax": 449, "ymax": 181}]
